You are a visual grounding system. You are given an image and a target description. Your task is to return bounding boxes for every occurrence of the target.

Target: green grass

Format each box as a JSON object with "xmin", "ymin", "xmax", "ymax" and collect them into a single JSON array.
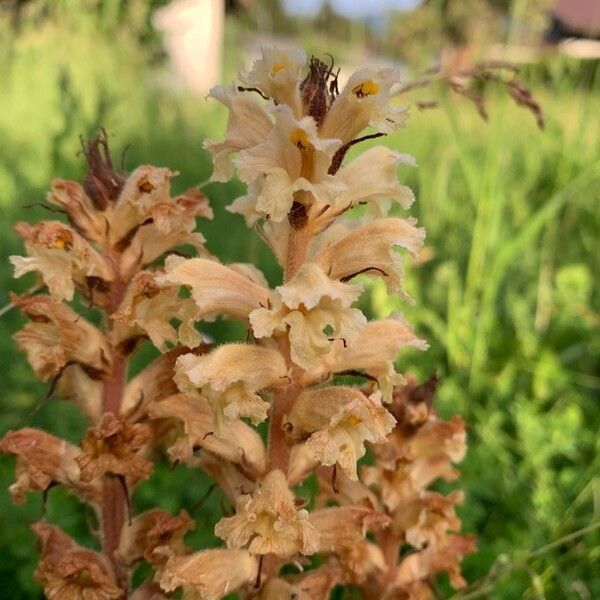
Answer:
[{"xmin": 0, "ymin": 3, "xmax": 599, "ymax": 598}]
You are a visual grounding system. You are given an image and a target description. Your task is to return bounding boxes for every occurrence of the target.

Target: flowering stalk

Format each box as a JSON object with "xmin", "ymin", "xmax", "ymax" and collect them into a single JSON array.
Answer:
[{"xmin": 2, "ymin": 50, "xmax": 476, "ymax": 599}]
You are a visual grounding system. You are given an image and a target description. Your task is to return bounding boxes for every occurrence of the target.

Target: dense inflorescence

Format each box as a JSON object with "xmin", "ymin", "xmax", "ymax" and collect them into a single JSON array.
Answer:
[{"xmin": 1, "ymin": 49, "xmax": 474, "ymax": 599}]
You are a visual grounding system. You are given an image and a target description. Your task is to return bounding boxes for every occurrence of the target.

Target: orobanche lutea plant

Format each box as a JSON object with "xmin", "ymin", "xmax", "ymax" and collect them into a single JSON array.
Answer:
[{"xmin": 2, "ymin": 49, "xmax": 475, "ymax": 600}]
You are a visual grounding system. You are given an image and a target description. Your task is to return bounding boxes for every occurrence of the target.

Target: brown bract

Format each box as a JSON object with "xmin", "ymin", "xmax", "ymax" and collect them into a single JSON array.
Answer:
[
  {"xmin": 118, "ymin": 508, "xmax": 194, "ymax": 566},
  {"xmin": 32, "ymin": 521, "xmax": 122, "ymax": 600},
  {"xmin": 77, "ymin": 413, "xmax": 153, "ymax": 484}
]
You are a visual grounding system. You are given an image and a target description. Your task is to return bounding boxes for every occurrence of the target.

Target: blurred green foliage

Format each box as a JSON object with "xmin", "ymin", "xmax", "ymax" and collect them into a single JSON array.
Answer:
[{"xmin": 0, "ymin": 1, "xmax": 599, "ymax": 599}]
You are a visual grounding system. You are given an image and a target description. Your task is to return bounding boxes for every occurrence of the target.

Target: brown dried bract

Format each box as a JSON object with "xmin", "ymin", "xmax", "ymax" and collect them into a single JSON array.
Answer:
[{"xmin": 77, "ymin": 413, "xmax": 153, "ymax": 484}]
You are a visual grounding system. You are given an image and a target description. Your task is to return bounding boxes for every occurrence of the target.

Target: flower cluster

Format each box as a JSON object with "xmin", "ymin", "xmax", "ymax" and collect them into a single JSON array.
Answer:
[{"xmin": 1, "ymin": 49, "xmax": 473, "ymax": 599}]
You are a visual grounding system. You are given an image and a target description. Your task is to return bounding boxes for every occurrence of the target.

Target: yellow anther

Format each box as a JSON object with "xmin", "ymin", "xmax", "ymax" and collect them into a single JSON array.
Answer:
[
  {"xmin": 352, "ymin": 80, "xmax": 380, "ymax": 98},
  {"xmin": 271, "ymin": 62, "xmax": 286, "ymax": 75},
  {"xmin": 52, "ymin": 239, "xmax": 66, "ymax": 250},
  {"xmin": 345, "ymin": 415, "xmax": 362, "ymax": 427},
  {"xmin": 290, "ymin": 128, "xmax": 311, "ymax": 150}
]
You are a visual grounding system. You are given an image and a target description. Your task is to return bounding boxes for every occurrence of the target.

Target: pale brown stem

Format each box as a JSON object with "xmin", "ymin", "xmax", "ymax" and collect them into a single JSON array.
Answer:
[
  {"xmin": 101, "ymin": 263, "xmax": 129, "ymax": 594},
  {"xmin": 285, "ymin": 222, "xmax": 311, "ymax": 279},
  {"xmin": 379, "ymin": 526, "xmax": 400, "ymax": 590}
]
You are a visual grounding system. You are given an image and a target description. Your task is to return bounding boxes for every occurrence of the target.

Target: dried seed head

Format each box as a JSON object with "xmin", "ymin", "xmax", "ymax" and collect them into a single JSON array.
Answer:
[{"xmin": 81, "ymin": 129, "xmax": 125, "ymax": 210}]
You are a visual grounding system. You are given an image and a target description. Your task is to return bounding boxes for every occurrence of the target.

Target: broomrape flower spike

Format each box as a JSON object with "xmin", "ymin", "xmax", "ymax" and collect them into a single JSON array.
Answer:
[{"xmin": 2, "ymin": 49, "xmax": 474, "ymax": 599}]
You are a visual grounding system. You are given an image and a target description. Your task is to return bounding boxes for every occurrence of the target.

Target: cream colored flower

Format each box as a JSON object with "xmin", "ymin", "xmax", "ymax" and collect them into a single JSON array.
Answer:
[
  {"xmin": 315, "ymin": 147, "xmax": 415, "ymax": 231},
  {"xmin": 233, "ymin": 106, "xmax": 343, "ymax": 222},
  {"xmin": 10, "ymin": 221, "xmax": 112, "ymax": 302},
  {"xmin": 204, "ymin": 84, "xmax": 274, "ymax": 182},
  {"xmin": 320, "ymin": 67, "xmax": 407, "ymax": 143},
  {"xmin": 112, "ymin": 271, "xmax": 203, "ymax": 351},
  {"xmin": 0, "ymin": 428, "xmax": 100, "ymax": 506},
  {"xmin": 174, "ymin": 344, "xmax": 287, "ymax": 433},
  {"xmin": 215, "ymin": 469, "xmax": 319, "ymax": 556},
  {"xmin": 33, "ymin": 521, "xmax": 123, "ymax": 600},
  {"xmin": 314, "ymin": 217, "xmax": 425, "ymax": 294},
  {"xmin": 157, "ymin": 256, "xmax": 270, "ymax": 322},
  {"xmin": 287, "ymin": 387, "xmax": 395, "ymax": 480},
  {"xmin": 240, "ymin": 47, "xmax": 306, "ymax": 113},
  {"xmin": 148, "ymin": 393, "xmax": 266, "ymax": 475},
  {"xmin": 48, "ymin": 178, "xmax": 108, "ymax": 244},
  {"xmin": 317, "ymin": 316, "xmax": 428, "ymax": 402},
  {"xmin": 13, "ymin": 294, "xmax": 110, "ymax": 381},
  {"xmin": 250, "ymin": 263, "xmax": 366, "ymax": 370},
  {"xmin": 158, "ymin": 548, "xmax": 258, "ymax": 600}
]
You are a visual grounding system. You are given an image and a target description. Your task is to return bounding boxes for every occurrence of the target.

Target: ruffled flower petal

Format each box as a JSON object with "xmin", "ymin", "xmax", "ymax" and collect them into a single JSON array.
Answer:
[
  {"xmin": 148, "ymin": 393, "xmax": 266, "ymax": 474},
  {"xmin": 215, "ymin": 469, "xmax": 319, "ymax": 556},
  {"xmin": 157, "ymin": 256, "xmax": 270, "ymax": 322},
  {"xmin": 250, "ymin": 263, "xmax": 366, "ymax": 369},
  {"xmin": 287, "ymin": 387, "xmax": 395, "ymax": 480},
  {"xmin": 321, "ymin": 67, "xmax": 407, "ymax": 143},
  {"xmin": 174, "ymin": 344, "xmax": 287, "ymax": 434}
]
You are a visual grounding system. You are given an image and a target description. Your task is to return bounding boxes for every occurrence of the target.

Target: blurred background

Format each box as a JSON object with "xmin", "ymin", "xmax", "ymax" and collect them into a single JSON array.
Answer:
[{"xmin": 0, "ymin": 0, "xmax": 599, "ymax": 598}]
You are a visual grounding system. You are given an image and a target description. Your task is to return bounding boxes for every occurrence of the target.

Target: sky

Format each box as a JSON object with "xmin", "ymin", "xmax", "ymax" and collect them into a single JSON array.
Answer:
[{"xmin": 282, "ymin": 0, "xmax": 424, "ymax": 19}]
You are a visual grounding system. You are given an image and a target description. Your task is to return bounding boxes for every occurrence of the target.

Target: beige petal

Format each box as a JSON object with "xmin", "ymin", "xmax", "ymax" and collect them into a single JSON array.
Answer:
[
  {"xmin": 11, "ymin": 221, "xmax": 112, "ymax": 302},
  {"xmin": 148, "ymin": 393, "xmax": 266, "ymax": 475},
  {"xmin": 174, "ymin": 344, "xmax": 287, "ymax": 432},
  {"xmin": 314, "ymin": 217, "xmax": 425, "ymax": 293},
  {"xmin": 215, "ymin": 469, "xmax": 319, "ymax": 557},
  {"xmin": 321, "ymin": 67, "xmax": 407, "ymax": 143},
  {"xmin": 13, "ymin": 294, "xmax": 110, "ymax": 381},
  {"xmin": 239, "ymin": 47, "xmax": 306, "ymax": 113},
  {"xmin": 157, "ymin": 256, "xmax": 270, "ymax": 322},
  {"xmin": 204, "ymin": 84, "xmax": 274, "ymax": 182},
  {"xmin": 158, "ymin": 548, "xmax": 258, "ymax": 600},
  {"xmin": 288, "ymin": 387, "xmax": 395, "ymax": 480}
]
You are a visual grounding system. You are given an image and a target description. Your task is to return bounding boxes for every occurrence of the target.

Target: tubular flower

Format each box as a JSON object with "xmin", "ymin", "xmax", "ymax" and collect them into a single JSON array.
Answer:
[
  {"xmin": 314, "ymin": 316, "xmax": 428, "ymax": 402},
  {"xmin": 250, "ymin": 263, "xmax": 366, "ymax": 370},
  {"xmin": 233, "ymin": 106, "xmax": 343, "ymax": 222},
  {"xmin": 157, "ymin": 548, "xmax": 258, "ymax": 600},
  {"xmin": 10, "ymin": 220, "xmax": 113, "ymax": 302},
  {"xmin": 215, "ymin": 469, "xmax": 319, "ymax": 556},
  {"xmin": 174, "ymin": 344, "xmax": 287, "ymax": 433},
  {"xmin": 112, "ymin": 270, "xmax": 203, "ymax": 351},
  {"xmin": 287, "ymin": 387, "xmax": 395, "ymax": 479},
  {"xmin": 320, "ymin": 67, "xmax": 407, "ymax": 143},
  {"xmin": 157, "ymin": 255, "xmax": 270, "ymax": 323},
  {"xmin": 12, "ymin": 294, "xmax": 111, "ymax": 381},
  {"xmin": 147, "ymin": 393, "xmax": 266, "ymax": 474},
  {"xmin": 239, "ymin": 47, "xmax": 306, "ymax": 113}
]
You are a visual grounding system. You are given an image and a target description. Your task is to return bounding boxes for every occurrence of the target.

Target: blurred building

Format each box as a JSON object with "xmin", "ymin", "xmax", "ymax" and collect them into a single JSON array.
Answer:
[{"xmin": 154, "ymin": 0, "xmax": 225, "ymax": 95}]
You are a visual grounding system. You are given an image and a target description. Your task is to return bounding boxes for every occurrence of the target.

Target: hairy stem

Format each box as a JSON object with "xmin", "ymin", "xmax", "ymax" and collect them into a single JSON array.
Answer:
[{"xmin": 101, "ymin": 261, "xmax": 129, "ymax": 594}]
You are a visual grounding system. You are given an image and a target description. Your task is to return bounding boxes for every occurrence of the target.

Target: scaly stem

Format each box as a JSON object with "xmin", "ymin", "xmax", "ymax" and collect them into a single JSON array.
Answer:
[{"xmin": 101, "ymin": 261, "xmax": 128, "ymax": 594}]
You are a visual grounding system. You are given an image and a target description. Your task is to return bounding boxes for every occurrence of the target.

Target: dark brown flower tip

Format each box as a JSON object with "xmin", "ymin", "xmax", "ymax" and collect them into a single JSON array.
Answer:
[
  {"xmin": 300, "ymin": 55, "xmax": 340, "ymax": 127},
  {"xmin": 390, "ymin": 373, "xmax": 439, "ymax": 434},
  {"xmin": 81, "ymin": 128, "xmax": 126, "ymax": 210}
]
